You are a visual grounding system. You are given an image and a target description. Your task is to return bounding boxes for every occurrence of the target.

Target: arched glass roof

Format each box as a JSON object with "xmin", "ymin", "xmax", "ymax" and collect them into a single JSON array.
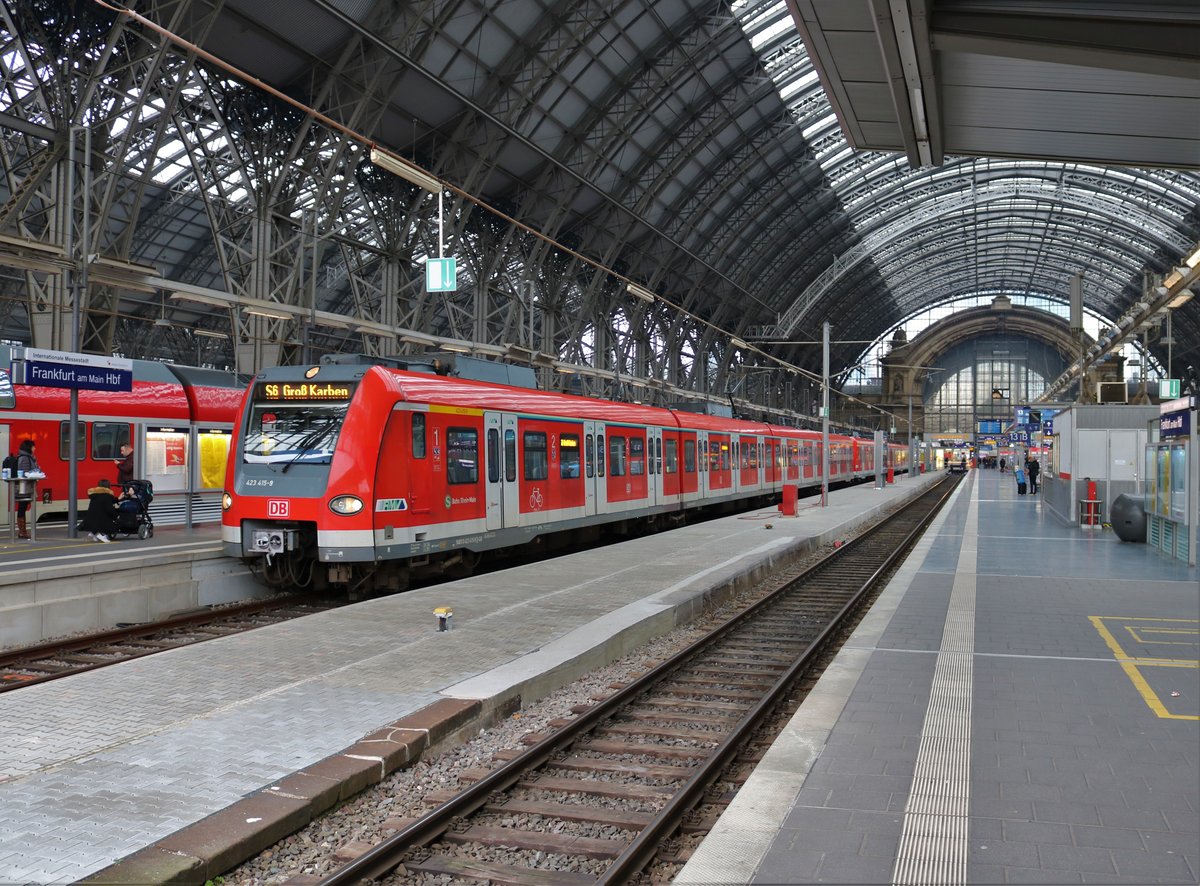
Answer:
[{"xmin": 0, "ymin": 0, "xmax": 1196, "ymax": 404}]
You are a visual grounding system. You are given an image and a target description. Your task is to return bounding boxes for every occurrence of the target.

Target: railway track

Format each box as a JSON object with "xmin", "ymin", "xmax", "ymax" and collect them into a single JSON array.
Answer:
[
  {"xmin": 317, "ymin": 475, "xmax": 962, "ymax": 886},
  {"xmin": 0, "ymin": 594, "xmax": 341, "ymax": 692}
]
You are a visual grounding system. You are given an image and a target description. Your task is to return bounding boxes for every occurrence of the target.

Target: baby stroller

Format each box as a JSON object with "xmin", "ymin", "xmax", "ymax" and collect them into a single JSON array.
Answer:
[{"xmin": 115, "ymin": 479, "xmax": 155, "ymax": 539}]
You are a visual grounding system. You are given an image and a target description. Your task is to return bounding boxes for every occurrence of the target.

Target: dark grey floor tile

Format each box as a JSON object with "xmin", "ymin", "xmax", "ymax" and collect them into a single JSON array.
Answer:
[
  {"xmin": 816, "ymin": 852, "xmax": 895, "ymax": 883},
  {"xmin": 1110, "ymin": 847, "xmax": 1198, "ymax": 882},
  {"xmin": 785, "ymin": 826, "xmax": 862, "ymax": 854},
  {"xmin": 971, "ymin": 797, "xmax": 1035, "ymax": 820},
  {"xmin": 1000, "ymin": 782, "xmax": 1064, "ymax": 802},
  {"xmin": 969, "ymin": 839, "xmax": 1040, "ymax": 868},
  {"xmin": 1002, "ymin": 819, "xmax": 1072, "ymax": 845},
  {"xmin": 1032, "ymin": 800, "xmax": 1102, "ymax": 826},
  {"xmin": 846, "ymin": 810, "xmax": 905, "ymax": 835},
  {"xmin": 780, "ymin": 806, "xmax": 852, "ymax": 831},
  {"xmin": 1095, "ymin": 806, "xmax": 1171, "ymax": 832},
  {"xmin": 752, "ymin": 847, "xmax": 823, "ymax": 883},
  {"xmin": 1038, "ymin": 843, "xmax": 1118, "ymax": 874},
  {"xmin": 1126, "ymin": 791, "xmax": 1198, "ymax": 813},
  {"xmin": 1070, "ymin": 825, "xmax": 1146, "ymax": 849},
  {"xmin": 963, "ymin": 862, "xmax": 1008, "ymax": 884},
  {"xmin": 859, "ymin": 832, "xmax": 899, "ymax": 858},
  {"xmin": 1138, "ymin": 830, "xmax": 1200, "ymax": 855},
  {"xmin": 1004, "ymin": 867, "xmax": 1084, "ymax": 884},
  {"xmin": 1162, "ymin": 810, "xmax": 1199, "ymax": 834}
]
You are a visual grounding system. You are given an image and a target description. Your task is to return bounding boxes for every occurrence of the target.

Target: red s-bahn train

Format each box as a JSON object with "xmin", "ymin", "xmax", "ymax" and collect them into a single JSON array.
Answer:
[
  {"xmin": 1, "ymin": 346, "xmax": 244, "ymax": 529},
  {"xmin": 221, "ymin": 357, "xmax": 910, "ymax": 594}
]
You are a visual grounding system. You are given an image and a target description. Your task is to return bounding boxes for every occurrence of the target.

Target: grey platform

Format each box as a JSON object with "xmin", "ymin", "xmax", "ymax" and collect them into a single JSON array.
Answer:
[
  {"xmin": 678, "ymin": 469, "xmax": 1200, "ymax": 886},
  {"xmin": 0, "ymin": 474, "xmax": 937, "ymax": 885},
  {"xmin": 0, "ymin": 523, "xmax": 263, "ymax": 649}
]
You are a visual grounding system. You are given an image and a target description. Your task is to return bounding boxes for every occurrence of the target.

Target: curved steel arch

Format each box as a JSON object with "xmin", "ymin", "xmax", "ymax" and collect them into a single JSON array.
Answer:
[{"xmin": 749, "ymin": 172, "xmax": 1194, "ymax": 339}]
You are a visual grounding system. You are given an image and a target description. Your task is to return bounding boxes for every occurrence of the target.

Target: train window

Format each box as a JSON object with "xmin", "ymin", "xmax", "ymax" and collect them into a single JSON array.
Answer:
[
  {"xmin": 655, "ymin": 438, "xmax": 663, "ymax": 474},
  {"xmin": 597, "ymin": 433, "xmax": 605, "ymax": 477},
  {"xmin": 684, "ymin": 439, "xmax": 695, "ymax": 473},
  {"xmin": 58, "ymin": 421, "xmax": 87, "ymax": 460},
  {"xmin": 608, "ymin": 435, "xmax": 626, "ymax": 477},
  {"xmin": 629, "ymin": 437, "xmax": 644, "ymax": 475},
  {"xmin": 487, "ymin": 429, "xmax": 499, "ymax": 483},
  {"xmin": 90, "ymin": 422, "xmax": 129, "ymax": 460},
  {"xmin": 523, "ymin": 431, "xmax": 548, "ymax": 481},
  {"xmin": 560, "ymin": 433, "xmax": 581, "ymax": 479},
  {"xmin": 446, "ymin": 428, "xmax": 478, "ymax": 485},
  {"xmin": 585, "ymin": 434, "xmax": 595, "ymax": 478},
  {"xmin": 504, "ymin": 430, "xmax": 517, "ymax": 482},
  {"xmin": 665, "ymin": 438, "xmax": 678, "ymax": 474},
  {"xmin": 412, "ymin": 414, "xmax": 427, "ymax": 459},
  {"xmin": 740, "ymin": 440, "xmax": 753, "ymax": 469},
  {"xmin": 647, "ymin": 436, "xmax": 655, "ymax": 476}
]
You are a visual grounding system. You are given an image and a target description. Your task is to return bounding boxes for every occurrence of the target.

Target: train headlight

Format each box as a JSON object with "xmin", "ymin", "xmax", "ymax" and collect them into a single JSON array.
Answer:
[
  {"xmin": 222, "ymin": 492, "xmax": 233, "ymax": 510},
  {"xmin": 328, "ymin": 495, "xmax": 364, "ymax": 515}
]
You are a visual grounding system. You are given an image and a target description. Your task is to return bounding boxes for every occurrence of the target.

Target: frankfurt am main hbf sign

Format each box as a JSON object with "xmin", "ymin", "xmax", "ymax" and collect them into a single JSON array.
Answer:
[{"xmin": 23, "ymin": 348, "xmax": 133, "ymax": 392}]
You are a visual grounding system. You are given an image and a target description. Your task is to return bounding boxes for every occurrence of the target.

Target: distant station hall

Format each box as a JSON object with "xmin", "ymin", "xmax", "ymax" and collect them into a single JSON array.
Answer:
[{"xmin": 1, "ymin": 1, "xmax": 1199, "ymax": 885}]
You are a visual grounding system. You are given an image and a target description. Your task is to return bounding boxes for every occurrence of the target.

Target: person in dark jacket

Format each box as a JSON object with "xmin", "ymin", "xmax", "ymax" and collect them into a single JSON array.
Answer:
[
  {"xmin": 1027, "ymin": 457, "xmax": 1041, "ymax": 494},
  {"xmin": 14, "ymin": 439, "xmax": 39, "ymax": 538},
  {"xmin": 83, "ymin": 478, "xmax": 119, "ymax": 543},
  {"xmin": 115, "ymin": 444, "xmax": 135, "ymax": 487}
]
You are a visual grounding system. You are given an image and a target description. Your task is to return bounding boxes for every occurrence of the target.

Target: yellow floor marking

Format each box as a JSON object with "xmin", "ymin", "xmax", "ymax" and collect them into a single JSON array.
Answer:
[
  {"xmin": 1125, "ymin": 626, "xmax": 1200, "ymax": 646},
  {"xmin": 1089, "ymin": 616, "xmax": 1200, "ymax": 721}
]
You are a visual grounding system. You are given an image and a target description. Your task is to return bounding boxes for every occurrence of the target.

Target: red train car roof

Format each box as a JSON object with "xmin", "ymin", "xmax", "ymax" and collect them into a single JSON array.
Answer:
[{"xmin": 372, "ymin": 368, "xmax": 855, "ymax": 440}]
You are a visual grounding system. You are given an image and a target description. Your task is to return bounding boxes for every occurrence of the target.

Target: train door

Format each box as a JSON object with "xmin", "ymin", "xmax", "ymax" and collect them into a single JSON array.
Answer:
[
  {"xmin": 0, "ymin": 423, "xmax": 7, "ymax": 529},
  {"xmin": 484, "ymin": 412, "xmax": 522, "ymax": 531},
  {"xmin": 584, "ymin": 420, "xmax": 600, "ymax": 516},
  {"xmin": 647, "ymin": 426, "xmax": 661, "ymax": 506},
  {"xmin": 697, "ymin": 431, "xmax": 708, "ymax": 499}
]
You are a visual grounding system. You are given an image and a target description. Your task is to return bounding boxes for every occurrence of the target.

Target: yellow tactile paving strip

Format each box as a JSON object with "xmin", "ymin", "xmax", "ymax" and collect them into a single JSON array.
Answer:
[{"xmin": 1089, "ymin": 616, "xmax": 1199, "ymax": 720}]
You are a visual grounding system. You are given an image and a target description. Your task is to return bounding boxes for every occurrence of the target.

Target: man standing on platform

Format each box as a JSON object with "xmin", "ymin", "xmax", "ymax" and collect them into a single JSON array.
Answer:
[
  {"xmin": 116, "ymin": 443, "xmax": 135, "ymax": 487},
  {"xmin": 1027, "ymin": 456, "xmax": 1040, "ymax": 494}
]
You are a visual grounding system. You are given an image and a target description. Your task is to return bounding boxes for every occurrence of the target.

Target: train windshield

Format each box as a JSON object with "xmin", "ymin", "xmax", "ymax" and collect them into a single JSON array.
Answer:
[{"xmin": 242, "ymin": 381, "xmax": 356, "ymax": 466}]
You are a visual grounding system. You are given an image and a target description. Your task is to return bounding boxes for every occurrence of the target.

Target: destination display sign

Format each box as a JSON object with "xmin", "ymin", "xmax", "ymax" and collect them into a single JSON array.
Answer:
[
  {"xmin": 255, "ymin": 381, "xmax": 354, "ymax": 401},
  {"xmin": 24, "ymin": 348, "xmax": 133, "ymax": 392}
]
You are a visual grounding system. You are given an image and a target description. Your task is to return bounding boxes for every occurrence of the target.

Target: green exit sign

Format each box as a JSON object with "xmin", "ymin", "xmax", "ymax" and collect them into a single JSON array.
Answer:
[
  {"xmin": 1163, "ymin": 378, "xmax": 1181, "ymax": 398},
  {"xmin": 425, "ymin": 257, "xmax": 457, "ymax": 292}
]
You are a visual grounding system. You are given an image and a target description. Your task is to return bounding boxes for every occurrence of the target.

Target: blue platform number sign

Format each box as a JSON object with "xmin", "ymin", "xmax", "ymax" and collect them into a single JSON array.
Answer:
[
  {"xmin": 23, "ymin": 348, "xmax": 133, "ymax": 392},
  {"xmin": 425, "ymin": 257, "xmax": 457, "ymax": 293}
]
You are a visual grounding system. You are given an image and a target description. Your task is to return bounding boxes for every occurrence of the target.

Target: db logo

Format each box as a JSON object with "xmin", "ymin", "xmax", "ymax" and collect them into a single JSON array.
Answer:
[{"xmin": 267, "ymin": 499, "xmax": 290, "ymax": 518}]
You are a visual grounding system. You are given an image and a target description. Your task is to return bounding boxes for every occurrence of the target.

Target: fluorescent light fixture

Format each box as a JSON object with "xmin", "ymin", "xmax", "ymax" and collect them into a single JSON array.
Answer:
[
  {"xmin": 729, "ymin": 336, "xmax": 748, "ymax": 350},
  {"xmin": 1163, "ymin": 266, "xmax": 1189, "ymax": 288},
  {"xmin": 90, "ymin": 256, "xmax": 158, "ymax": 276},
  {"xmin": 555, "ymin": 364, "xmax": 576, "ymax": 374},
  {"xmin": 1186, "ymin": 245, "xmax": 1200, "ymax": 269},
  {"xmin": 369, "ymin": 147, "xmax": 441, "ymax": 193},
  {"xmin": 171, "ymin": 290, "xmax": 233, "ymax": 308},
  {"xmin": 311, "ymin": 313, "xmax": 354, "ymax": 330},
  {"xmin": 242, "ymin": 306, "xmax": 293, "ymax": 321},
  {"xmin": 626, "ymin": 282, "xmax": 656, "ymax": 303},
  {"xmin": 441, "ymin": 341, "xmax": 472, "ymax": 353},
  {"xmin": 153, "ymin": 318, "xmax": 172, "ymax": 328},
  {"xmin": 194, "ymin": 329, "xmax": 229, "ymax": 339},
  {"xmin": 1168, "ymin": 289, "xmax": 1195, "ymax": 309}
]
